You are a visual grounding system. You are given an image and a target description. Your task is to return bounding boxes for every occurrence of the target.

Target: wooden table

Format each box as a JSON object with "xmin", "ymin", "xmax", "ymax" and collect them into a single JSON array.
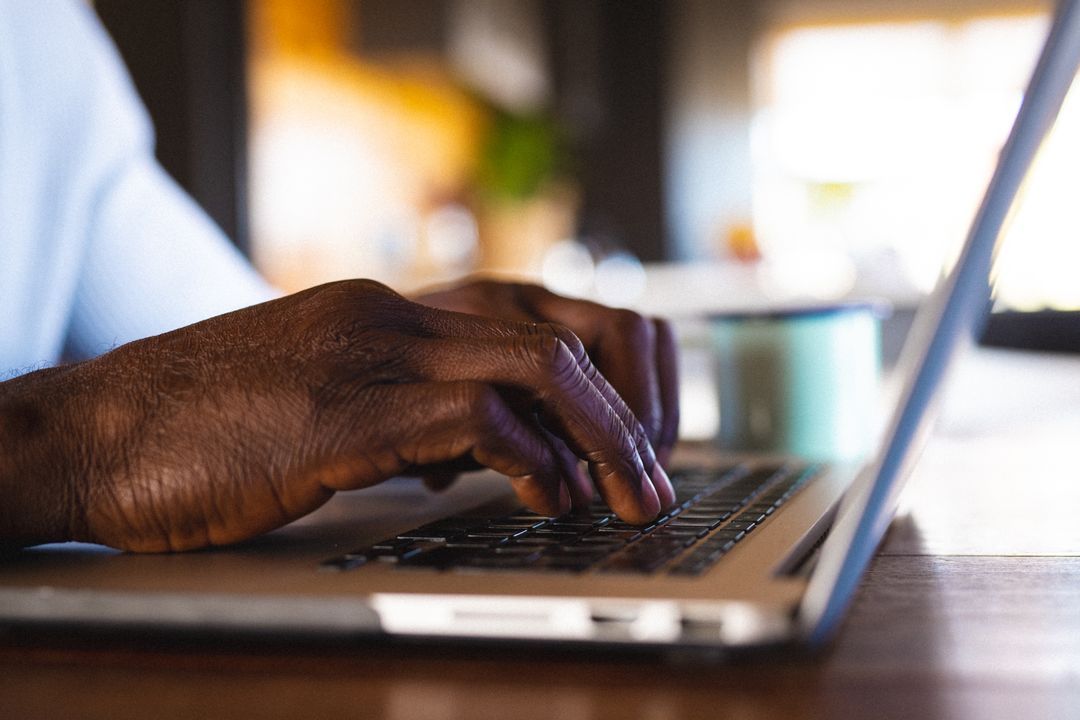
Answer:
[{"xmin": 3, "ymin": 348, "xmax": 1080, "ymax": 719}]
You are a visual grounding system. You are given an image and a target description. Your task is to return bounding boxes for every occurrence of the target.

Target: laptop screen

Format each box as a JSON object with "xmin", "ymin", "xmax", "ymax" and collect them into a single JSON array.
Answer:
[{"xmin": 798, "ymin": 0, "xmax": 1080, "ymax": 644}]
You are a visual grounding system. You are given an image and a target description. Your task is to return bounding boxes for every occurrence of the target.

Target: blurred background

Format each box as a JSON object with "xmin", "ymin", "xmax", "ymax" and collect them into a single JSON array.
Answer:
[
  {"xmin": 94, "ymin": 0, "xmax": 1077, "ymax": 310},
  {"xmin": 95, "ymin": 0, "xmax": 1078, "ymax": 434}
]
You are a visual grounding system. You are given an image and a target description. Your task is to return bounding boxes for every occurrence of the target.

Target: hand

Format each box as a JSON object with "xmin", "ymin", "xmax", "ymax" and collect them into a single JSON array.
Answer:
[
  {"xmin": 416, "ymin": 278, "xmax": 680, "ymax": 465},
  {"xmin": 0, "ymin": 280, "xmax": 674, "ymax": 552}
]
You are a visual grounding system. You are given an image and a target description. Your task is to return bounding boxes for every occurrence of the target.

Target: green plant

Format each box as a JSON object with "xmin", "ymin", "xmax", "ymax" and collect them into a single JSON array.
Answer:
[{"xmin": 474, "ymin": 108, "xmax": 568, "ymax": 203}]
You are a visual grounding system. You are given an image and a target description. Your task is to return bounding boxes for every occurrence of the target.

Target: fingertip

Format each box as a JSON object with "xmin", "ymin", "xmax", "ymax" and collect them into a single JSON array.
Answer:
[
  {"xmin": 566, "ymin": 464, "xmax": 593, "ymax": 510},
  {"xmin": 638, "ymin": 471, "xmax": 662, "ymax": 519},
  {"xmin": 558, "ymin": 481, "xmax": 572, "ymax": 515},
  {"xmin": 550, "ymin": 435, "xmax": 592, "ymax": 509},
  {"xmin": 652, "ymin": 463, "xmax": 676, "ymax": 509},
  {"xmin": 509, "ymin": 472, "xmax": 565, "ymax": 517}
]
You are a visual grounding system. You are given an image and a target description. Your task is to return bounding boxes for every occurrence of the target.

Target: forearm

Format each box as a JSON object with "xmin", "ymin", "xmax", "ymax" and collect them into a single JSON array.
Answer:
[{"xmin": 0, "ymin": 365, "xmax": 91, "ymax": 550}]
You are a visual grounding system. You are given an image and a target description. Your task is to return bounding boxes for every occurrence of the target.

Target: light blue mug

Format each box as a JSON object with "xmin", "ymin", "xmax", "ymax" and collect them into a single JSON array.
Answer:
[{"xmin": 711, "ymin": 303, "xmax": 886, "ymax": 462}]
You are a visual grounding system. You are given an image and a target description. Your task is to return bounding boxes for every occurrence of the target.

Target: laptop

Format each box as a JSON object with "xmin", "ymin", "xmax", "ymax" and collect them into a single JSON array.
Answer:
[{"xmin": 3, "ymin": 0, "xmax": 1078, "ymax": 655}]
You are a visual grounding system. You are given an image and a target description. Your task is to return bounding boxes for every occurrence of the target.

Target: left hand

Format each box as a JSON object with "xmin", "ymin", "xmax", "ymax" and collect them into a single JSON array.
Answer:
[{"xmin": 416, "ymin": 278, "xmax": 680, "ymax": 470}]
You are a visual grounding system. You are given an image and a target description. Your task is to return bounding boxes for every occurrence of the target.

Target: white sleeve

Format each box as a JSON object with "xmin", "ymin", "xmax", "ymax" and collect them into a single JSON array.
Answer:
[
  {"xmin": 65, "ymin": 1, "xmax": 279, "ymax": 358},
  {"xmin": 13, "ymin": 1, "xmax": 278, "ymax": 360},
  {"xmin": 66, "ymin": 153, "xmax": 281, "ymax": 358}
]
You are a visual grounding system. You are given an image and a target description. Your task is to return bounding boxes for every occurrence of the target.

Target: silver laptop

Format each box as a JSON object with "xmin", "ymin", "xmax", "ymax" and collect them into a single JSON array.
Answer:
[{"xmin": 3, "ymin": 0, "xmax": 1078, "ymax": 655}]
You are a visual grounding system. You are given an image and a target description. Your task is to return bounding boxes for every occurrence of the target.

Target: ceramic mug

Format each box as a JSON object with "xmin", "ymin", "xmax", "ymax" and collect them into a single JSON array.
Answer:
[{"xmin": 711, "ymin": 303, "xmax": 886, "ymax": 462}]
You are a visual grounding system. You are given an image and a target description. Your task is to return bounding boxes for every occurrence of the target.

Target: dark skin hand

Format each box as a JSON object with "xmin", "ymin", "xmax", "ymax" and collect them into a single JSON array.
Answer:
[
  {"xmin": 0, "ymin": 279, "xmax": 677, "ymax": 552},
  {"xmin": 415, "ymin": 279, "xmax": 680, "ymax": 468}
]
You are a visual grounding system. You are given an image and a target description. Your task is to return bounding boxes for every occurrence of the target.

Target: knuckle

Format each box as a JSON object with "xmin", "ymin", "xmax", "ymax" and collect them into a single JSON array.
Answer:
[
  {"xmin": 296, "ymin": 279, "xmax": 418, "ymax": 348},
  {"xmin": 517, "ymin": 331, "xmax": 560, "ymax": 366},
  {"xmin": 519, "ymin": 333, "xmax": 580, "ymax": 387},
  {"xmin": 540, "ymin": 322, "xmax": 587, "ymax": 359},
  {"xmin": 454, "ymin": 382, "xmax": 505, "ymax": 431},
  {"xmin": 337, "ymin": 277, "xmax": 398, "ymax": 296},
  {"xmin": 306, "ymin": 278, "xmax": 396, "ymax": 309},
  {"xmin": 311, "ymin": 279, "xmax": 405, "ymax": 318}
]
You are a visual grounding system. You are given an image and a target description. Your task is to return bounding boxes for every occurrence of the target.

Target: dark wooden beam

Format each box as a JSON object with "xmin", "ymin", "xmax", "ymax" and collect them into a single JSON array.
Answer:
[
  {"xmin": 95, "ymin": 0, "xmax": 251, "ymax": 256},
  {"xmin": 545, "ymin": 0, "xmax": 670, "ymax": 261}
]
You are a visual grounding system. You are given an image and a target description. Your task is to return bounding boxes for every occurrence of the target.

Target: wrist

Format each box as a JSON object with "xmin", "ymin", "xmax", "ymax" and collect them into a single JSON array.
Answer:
[{"xmin": 0, "ymin": 365, "xmax": 92, "ymax": 548}]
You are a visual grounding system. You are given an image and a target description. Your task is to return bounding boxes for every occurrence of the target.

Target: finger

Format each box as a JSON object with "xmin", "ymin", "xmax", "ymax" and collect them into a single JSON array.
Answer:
[
  {"xmin": 447, "ymin": 378, "xmax": 590, "ymax": 512},
  {"xmin": 542, "ymin": 428, "xmax": 594, "ymax": 511},
  {"xmin": 415, "ymin": 310, "xmax": 675, "ymax": 512},
  {"xmin": 653, "ymin": 318, "xmax": 680, "ymax": 466},
  {"xmin": 408, "ymin": 331, "xmax": 664, "ymax": 523},
  {"xmin": 414, "ymin": 296, "xmax": 654, "ymax": 443},
  {"xmin": 415, "ymin": 281, "xmax": 674, "ymax": 461},
  {"xmin": 318, "ymin": 381, "xmax": 568, "ymax": 516},
  {"xmin": 501, "ymin": 289, "xmax": 676, "ymax": 508},
  {"xmin": 498, "ymin": 284, "xmax": 668, "ymax": 451},
  {"xmin": 542, "ymin": 322, "xmax": 676, "ymax": 511},
  {"xmin": 415, "ymin": 308, "xmax": 657, "ymax": 472},
  {"xmin": 511, "ymin": 474, "xmax": 571, "ymax": 518},
  {"xmin": 591, "ymin": 311, "xmax": 663, "ymax": 444}
]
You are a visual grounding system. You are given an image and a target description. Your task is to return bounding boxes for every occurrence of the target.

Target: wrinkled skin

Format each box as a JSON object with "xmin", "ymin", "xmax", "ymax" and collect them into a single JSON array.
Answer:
[{"xmin": 0, "ymin": 279, "xmax": 678, "ymax": 552}]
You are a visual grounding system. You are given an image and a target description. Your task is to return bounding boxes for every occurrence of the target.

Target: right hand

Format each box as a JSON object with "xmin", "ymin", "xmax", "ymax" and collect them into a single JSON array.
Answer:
[{"xmin": 1, "ymin": 280, "xmax": 673, "ymax": 552}]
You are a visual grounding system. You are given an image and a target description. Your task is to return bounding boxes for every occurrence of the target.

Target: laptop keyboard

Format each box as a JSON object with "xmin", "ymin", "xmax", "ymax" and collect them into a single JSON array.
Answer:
[{"xmin": 321, "ymin": 463, "xmax": 817, "ymax": 576}]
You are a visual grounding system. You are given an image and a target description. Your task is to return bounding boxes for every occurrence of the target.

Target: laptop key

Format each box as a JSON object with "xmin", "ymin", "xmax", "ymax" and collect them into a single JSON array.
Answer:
[
  {"xmin": 502, "ymin": 512, "xmax": 553, "ymax": 522},
  {"xmin": 467, "ymin": 530, "xmax": 528, "ymax": 540},
  {"xmin": 529, "ymin": 530, "xmax": 585, "ymax": 542},
  {"xmin": 737, "ymin": 512, "xmax": 768, "ymax": 525},
  {"xmin": 582, "ymin": 530, "xmax": 637, "ymax": 543},
  {"xmin": 593, "ymin": 526, "xmax": 641, "ymax": 536},
  {"xmin": 486, "ymin": 520, "xmax": 549, "ymax": 530},
  {"xmin": 703, "ymin": 529, "xmax": 745, "ymax": 546},
  {"xmin": 686, "ymin": 502, "xmax": 740, "ymax": 515},
  {"xmin": 493, "ymin": 545, "xmax": 547, "ymax": 555},
  {"xmin": 725, "ymin": 519, "xmax": 757, "ymax": 533},
  {"xmin": 546, "ymin": 520, "xmax": 599, "ymax": 532},
  {"xmin": 651, "ymin": 526, "xmax": 708, "ymax": 539},
  {"xmin": 669, "ymin": 518, "xmax": 722, "ymax": 530},
  {"xmin": 510, "ymin": 536, "xmax": 560, "ymax": 546},
  {"xmin": 670, "ymin": 539, "xmax": 739, "ymax": 576},
  {"xmin": 445, "ymin": 537, "xmax": 508, "ymax": 548},
  {"xmin": 576, "ymin": 535, "xmax": 627, "ymax": 547},
  {"xmin": 607, "ymin": 520, "xmax": 661, "ymax": 534}
]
